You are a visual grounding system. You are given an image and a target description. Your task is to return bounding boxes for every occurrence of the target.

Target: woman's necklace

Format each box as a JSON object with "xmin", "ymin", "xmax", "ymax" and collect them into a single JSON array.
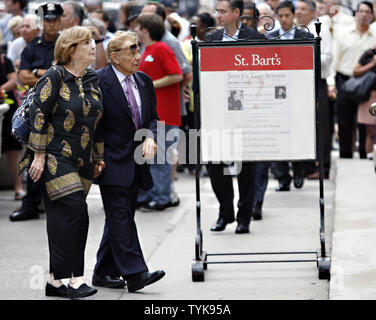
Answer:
[
  {"xmin": 65, "ymin": 64, "xmax": 85, "ymax": 78},
  {"xmin": 64, "ymin": 65, "xmax": 85, "ymax": 99}
]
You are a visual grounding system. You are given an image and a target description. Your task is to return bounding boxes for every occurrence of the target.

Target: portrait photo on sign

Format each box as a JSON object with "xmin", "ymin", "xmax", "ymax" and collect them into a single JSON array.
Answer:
[
  {"xmin": 275, "ymin": 86, "xmax": 287, "ymax": 99},
  {"xmin": 227, "ymin": 90, "xmax": 244, "ymax": 110}
]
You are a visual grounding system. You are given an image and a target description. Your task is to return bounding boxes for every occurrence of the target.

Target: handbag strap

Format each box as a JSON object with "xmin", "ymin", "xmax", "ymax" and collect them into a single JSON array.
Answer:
[
  {"xmin": 55, "ymin": 64, "xmax": 65, "ymax": 85},
  {"xmin": 32, "ymin": 64, "xmax": 65, "ymax": 90},
  {"xmin": 0, "ymin": 53, "xmax": 6, "ymax": 78}
]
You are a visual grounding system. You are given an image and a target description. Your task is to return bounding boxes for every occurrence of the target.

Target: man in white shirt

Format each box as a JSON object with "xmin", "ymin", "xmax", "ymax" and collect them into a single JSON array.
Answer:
[
  {"xmin": 318, "ymin": 0, "xmax": 355, "ymax": 37},
  {"xmin": 328, "ymin": 1, "xmax": 375, "ymax": 158},
  {"xmin": 296, "ymin": 0, "xmax": 333, "ymax": 176},
  {"xmin": 7, "ymin": 14, "xmax": 40, "ymax": 68},
  {"xmin": 297, "ymin": 0, "xmax": 333, "ymax": 79}
]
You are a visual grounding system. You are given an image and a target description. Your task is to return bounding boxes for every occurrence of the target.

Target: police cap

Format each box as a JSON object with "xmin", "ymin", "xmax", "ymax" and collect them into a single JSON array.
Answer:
[{"xmin": 36, "ymin": 2, "xmax": 63, "ymax": 20}]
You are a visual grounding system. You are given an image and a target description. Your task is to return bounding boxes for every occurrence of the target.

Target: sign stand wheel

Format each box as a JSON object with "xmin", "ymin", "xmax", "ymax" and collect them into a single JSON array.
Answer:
[{"xmin": 317, "ymin": 250, "xmax": 331, "ymax": 280}]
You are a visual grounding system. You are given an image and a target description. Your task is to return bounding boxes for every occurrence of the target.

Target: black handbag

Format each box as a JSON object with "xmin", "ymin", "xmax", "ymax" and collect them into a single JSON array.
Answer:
[
  {"xmin": 342, "ymin": 71, "xmax": 376, "ymax": 103},
  {"xmin": 11, "ymin": 65, "xmax": 65, "ymax": 144},
  {"xmin": 11, "ymin": 86, "xmax": 34, "ymax": 144}
]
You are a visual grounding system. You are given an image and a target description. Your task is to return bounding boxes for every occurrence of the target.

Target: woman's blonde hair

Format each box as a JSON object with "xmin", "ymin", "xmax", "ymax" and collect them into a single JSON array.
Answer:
[
  {"xmin": 54, "ymin": 26, "xmax": 92, "ymax": 65},
  {"xmin": 106, "ymin": 30, "xmax": 137, "ymax": 63},
  {"xmin": 7, "ymin": 15, "xmax": 23, "ymax": 32}
]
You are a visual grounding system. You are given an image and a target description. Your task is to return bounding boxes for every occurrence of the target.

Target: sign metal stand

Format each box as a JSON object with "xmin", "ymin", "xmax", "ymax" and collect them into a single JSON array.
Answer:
[{"xmin": 190, "ymin": 21, "xmax": 331, "ymax": 282}]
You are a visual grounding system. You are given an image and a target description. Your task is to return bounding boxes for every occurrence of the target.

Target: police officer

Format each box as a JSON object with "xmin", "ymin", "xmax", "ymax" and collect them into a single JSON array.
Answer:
[
  {"xmin": 10, "ymin": 2, "xmax": 63, "ymax": 221},
  {"xmin": 18, "ymin": 2, "xmax": 62, "ymax": 86}
]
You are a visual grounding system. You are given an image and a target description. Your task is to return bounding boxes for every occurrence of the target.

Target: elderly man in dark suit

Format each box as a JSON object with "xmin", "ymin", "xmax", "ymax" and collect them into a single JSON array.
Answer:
[
  {"xmin": 205, "ymin": 0, "xmax": 265, "ymax": 235},
  {"xmin": 92, "ymin": 31, "xmax": 165, "ymax": 292},
  {"xmin": 250, "ymin": 0, "xmax": 313, "ymax": 222}
]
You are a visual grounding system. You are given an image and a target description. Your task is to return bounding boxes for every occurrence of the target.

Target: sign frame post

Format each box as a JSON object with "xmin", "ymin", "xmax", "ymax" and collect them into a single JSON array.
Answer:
[{"xmin": 190, "ymin": 21, "xmax": 331, "ymax": 282}]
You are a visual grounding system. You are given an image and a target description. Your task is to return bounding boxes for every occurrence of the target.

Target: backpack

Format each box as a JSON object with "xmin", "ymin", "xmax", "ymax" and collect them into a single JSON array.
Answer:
[{"xmin": 11, "ymin": 65, "xmax": 64, "ymax": 144}]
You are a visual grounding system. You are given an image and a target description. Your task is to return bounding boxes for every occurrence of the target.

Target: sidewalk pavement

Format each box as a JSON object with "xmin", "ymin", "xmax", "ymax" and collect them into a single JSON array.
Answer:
[
  {"xmin": 329, "ymin": 157, "xmax": 376, "ymax": 300},
  {"xmin": 0, "ymin": 150, "xmax": 372, "ymax": 300}
]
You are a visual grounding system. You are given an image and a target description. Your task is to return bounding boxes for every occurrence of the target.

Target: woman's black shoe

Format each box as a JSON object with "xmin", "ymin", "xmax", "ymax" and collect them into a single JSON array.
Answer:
[
  {"xmin": 68, "ymin": 283, "xmax": 98, "ymax": 299},
  {"xmin": 9, "ymin": 209, "xmax": 39, "ymax": 222},
  {"xmin": 45, "ymin": 282, "xmax": 68, "ymax": 298}
]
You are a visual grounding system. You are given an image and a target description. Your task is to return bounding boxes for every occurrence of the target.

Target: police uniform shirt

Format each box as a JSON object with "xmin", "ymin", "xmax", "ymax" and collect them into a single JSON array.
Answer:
[{"xmin": 19, "ymin": 35, "xmax": 56, "ymax": 72}]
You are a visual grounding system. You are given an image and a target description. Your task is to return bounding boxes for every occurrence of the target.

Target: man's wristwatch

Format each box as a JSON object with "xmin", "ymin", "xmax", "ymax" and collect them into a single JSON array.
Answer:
[
  {"xmin": 95, "ymin": 38, "xmax": 104, "ymax": 44},
  {"xmin": 32, "ymin": 68, "xmax": 40, "ymax": 78}
]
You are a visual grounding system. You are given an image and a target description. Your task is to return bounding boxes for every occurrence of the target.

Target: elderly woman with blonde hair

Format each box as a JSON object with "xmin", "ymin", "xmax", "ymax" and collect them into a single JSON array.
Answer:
[
  {"xmin": 21, "ymin": 26, "xmax": 105, "ymax": 299},
  {"xmin": 256, "ymin": 2, "xmax": 280, "ymax": 34},
  {"xmin": 7, "ymin": 15, "xmax": 23, "ymax": 40}
]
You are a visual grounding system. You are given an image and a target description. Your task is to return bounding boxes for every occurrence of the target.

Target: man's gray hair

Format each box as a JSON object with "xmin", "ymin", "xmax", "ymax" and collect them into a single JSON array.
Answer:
[
  {"xmin": 298, "ymin": 0, "xmax": 316, "ymax": 11},
  {"xmin": 64, "ymin": 1, "xmax": 85, "ymax": 25},
  {"xmin": 82, "ymin": 17, "xmax": 106, "ymax": 36},
  {"xmin": 84, "ymin": 0, "xmax": 102, "ymax": 6},
  {"xmin": 106, "ymin": 31, "xmax": 138, "ymax": 63},
  {"xmin": 23, "ymin": 13, "xmax": 41, "ymax": 30},
  {"xmin": 256, "ymin": 2, "xmax": 273, "ymax": 15}
]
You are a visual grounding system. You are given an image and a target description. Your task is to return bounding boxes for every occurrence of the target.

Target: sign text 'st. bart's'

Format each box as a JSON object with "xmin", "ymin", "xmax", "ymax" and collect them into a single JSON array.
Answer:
[{"xmin": 234, "ymin": 53, "xmax": 282, "ymax": 66}]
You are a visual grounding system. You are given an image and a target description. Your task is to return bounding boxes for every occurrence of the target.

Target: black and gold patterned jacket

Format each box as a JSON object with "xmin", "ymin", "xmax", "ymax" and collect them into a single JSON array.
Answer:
[{"xmin": 20, "ymin": 65, "xmax": 104, "ymax": 201}]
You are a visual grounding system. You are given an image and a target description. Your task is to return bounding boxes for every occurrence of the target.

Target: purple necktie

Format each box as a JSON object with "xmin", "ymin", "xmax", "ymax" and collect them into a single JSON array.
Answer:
[{"xmin": 124, "ymin": 77, "xmax": 141, "ymax": 130}]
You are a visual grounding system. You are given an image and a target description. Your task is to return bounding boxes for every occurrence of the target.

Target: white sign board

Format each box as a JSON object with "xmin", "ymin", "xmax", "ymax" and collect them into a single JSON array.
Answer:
[{"xmin": 198, "ymin": 43, "xmax": 316, "ymax": 162}]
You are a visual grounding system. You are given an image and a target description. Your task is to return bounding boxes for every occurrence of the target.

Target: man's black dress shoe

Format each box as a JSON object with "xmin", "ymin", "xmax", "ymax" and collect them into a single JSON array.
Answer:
[
  {"xmin": 9, "ymin": 209, "xmax": 39, "ymax": 222},
  {"xmin": 252, "ymin": 202, "xmax": 262, "ymax": 220},
  {"xmin": 126, "ymin": 270, "xmax": 166, "ymax": 293},
  {"xmin": 37, "ymin": 202, "xmax": 45, "ymax": 213},
  {"xmin": 306, "ymin": 170, "xmax": 329, "ymax": 180},
  {"xmin": 136, "ymin": 201, "xmax": 148, "ymax": 210},
  {"xmin": 275, "ymin": 183, "xmax": 290, "ymax": 192},
  {"xmin": 210, "ymin": 218, "xmax": 234, "ymax": 232},
  {"xmin": 156, "ymin": 198, "xmax": 180, "ymax": 211},
  {"xmin": 92, "ymin": 274, "xmax": 126, "ymax": 289},
  {"xmin": 293, "ymin": 175, "xmax": 304, "ymax": 189},
  {"xmin": 45, "ymin": 282, "xmax": 68, "ymax": 298},
  {"xmin": 140, "ymin": 201, "xmax": 159, "ymax": 212},
  {"xmin": 235, "ymin": 222, "xmax": 250, "ymax": 234},
  {"xmin": 68, "ymin": 283, "xmax": 97, "ymax": 299}
]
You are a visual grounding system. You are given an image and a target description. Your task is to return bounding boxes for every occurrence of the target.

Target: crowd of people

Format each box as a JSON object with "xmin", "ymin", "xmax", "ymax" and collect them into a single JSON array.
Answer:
[{"xmin": 0, "ymin": 0, "xmax": 374, "ymax": 298}]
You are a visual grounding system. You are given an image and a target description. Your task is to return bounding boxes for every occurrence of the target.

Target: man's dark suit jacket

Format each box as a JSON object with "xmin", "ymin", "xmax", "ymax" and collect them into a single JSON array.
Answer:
[
  {"xmin": 267, "ymin": 27, "xmax": 314, "ymax": 39},
  {"xmin": 97, "ymin": 65, "xmax": 159, "ymax": 190},
  {"xmin": 205, "ymin": 24, "xmax": 266, "ymax": 41}
]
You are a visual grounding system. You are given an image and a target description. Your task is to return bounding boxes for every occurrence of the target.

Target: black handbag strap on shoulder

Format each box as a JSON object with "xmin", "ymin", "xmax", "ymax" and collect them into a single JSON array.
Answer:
[{"xmin": 0, "ymin": 53, "xmax": 5, "ymax": 75}]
